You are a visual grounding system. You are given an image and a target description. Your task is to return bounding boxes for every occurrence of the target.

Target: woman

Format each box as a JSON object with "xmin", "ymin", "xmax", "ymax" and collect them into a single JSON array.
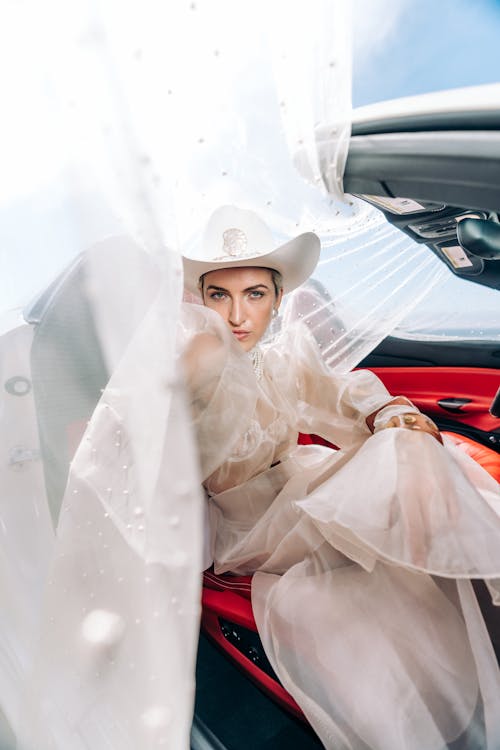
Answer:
[{"xmin": 181, "ymin": 206, "xmax": 500, "ymax": 750}]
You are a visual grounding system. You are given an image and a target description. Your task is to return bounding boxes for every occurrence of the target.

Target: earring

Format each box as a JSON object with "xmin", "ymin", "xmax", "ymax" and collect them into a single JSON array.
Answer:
[{"xmin": 272, "ymin": 308, "xmax": 278, "ymax": 319}]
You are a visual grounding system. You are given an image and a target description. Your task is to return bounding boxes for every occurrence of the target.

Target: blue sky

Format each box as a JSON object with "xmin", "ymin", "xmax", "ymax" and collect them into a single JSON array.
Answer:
[{"xmin": 353, "ymin": 0, "xmax": 500, "ymax": 106}]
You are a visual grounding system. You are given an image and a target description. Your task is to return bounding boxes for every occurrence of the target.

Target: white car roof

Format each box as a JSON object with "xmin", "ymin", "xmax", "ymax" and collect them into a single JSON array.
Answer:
[{"xmin": 352, "ymin": 83, "xmax": 500, "ymax": 125}]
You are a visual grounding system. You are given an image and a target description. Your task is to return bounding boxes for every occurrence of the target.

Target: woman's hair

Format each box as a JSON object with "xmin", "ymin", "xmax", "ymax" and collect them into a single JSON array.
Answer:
[
  {"xmin": 199, "ymin": 267, "xmax": 283, "ymax": 298},
  {"xmin": 269, "ymin": 269, "xmax": 283, "ymax": 297}
]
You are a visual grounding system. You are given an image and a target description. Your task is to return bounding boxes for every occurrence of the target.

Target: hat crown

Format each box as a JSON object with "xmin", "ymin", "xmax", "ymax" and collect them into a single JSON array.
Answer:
[
  {"xmin": 221, "ymin": 228, "xmax": 248, "ymax": 257},
  {"xmin": 202, "ymin": 205, "xmax": 275, "ymax": 262}
]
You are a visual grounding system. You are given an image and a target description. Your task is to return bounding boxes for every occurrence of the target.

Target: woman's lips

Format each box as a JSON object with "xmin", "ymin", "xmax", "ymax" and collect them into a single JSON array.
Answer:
[{"xmin": 232, "ymin": 330, "xmax": 250, "ymax": 340}]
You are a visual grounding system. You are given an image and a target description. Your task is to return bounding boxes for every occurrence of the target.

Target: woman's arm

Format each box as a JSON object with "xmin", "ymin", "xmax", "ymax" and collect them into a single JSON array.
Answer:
[{"xmin": 288, "ymin": 324, "xmax": 443, "ymax": 445}]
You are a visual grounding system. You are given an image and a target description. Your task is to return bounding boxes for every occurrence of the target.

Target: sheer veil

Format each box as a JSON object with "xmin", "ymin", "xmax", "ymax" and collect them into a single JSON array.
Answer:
[{"xmin": 0, "ymin": 1, "xmax": 463, "ymax": 747}]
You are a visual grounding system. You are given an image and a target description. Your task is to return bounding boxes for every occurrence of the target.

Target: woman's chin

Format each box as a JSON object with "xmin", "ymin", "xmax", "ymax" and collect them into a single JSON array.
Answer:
[{"xmin": 232, "ymin": 332, "xmax": 254, "ymax": 351}]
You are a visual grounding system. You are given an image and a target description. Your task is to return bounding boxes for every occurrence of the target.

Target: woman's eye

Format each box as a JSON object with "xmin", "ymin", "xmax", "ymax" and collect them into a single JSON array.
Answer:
[
  {"xmin": 209, "ymin": 292, "xmax": 227, "ymax": 300},
  {"xmin": 249, "ymin": 291, "xmax": 264, "ymax": 299}
]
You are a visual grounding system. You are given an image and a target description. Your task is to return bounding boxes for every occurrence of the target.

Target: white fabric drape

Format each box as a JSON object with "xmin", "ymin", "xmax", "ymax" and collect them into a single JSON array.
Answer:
[
  {"xmin": 1, "ymin": 237, "xmax": 204, "ymax": 749},
  {"xmin": 267, "ymin": 0, "xmax": 352, "ymax": 199},
  {"xmin": 1, "ymin": 2, "xmax": 205, "ymax": 745},
  {"xmin": 19, "ymin": 273, "xmax": 204, "ymax": 750}
]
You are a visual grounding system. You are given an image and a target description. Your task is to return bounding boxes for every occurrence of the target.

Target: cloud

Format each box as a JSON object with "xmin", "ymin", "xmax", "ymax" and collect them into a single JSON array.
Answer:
[{"xmin": 352, "ymin": 0, "xmax": 412, "ymax": 67}]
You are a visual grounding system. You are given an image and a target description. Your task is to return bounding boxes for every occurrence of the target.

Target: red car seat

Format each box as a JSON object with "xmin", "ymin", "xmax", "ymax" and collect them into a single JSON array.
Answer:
[{"xmin": 443, "ymin": 432, "xmax": 500, "ymax": 482}]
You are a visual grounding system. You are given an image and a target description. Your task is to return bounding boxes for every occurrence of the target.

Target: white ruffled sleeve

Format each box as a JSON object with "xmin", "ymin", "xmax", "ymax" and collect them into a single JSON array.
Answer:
[{"xmin": 267, "ymin": 323, "xmax": 393, "ymax": 449}]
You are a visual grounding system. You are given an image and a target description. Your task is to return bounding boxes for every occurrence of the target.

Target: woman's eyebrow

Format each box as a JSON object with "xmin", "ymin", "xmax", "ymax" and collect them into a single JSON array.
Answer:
[
  {"xmin": 243, "ymin": 284, "xmax": 270, "ymax": 292},
  {"xmin": 205, "ymin": 283, "xmax": 270, "ymax": 293},
  {"xmin": 206, "ymin": 284, "xmax": 229, "ymax": 292}
]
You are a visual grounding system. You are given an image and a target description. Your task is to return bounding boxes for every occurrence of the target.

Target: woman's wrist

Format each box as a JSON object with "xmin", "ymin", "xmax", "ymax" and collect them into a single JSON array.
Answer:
[
  {"xmin": 366, "ymin": 397, "xmax": 414, "ymax": 433},
  {"xmin": 373, "ymin": 403, "xmax": 420, "ymax": 432},
  {"xmin": 368, "ymin": 398, "xmax": 442, "ymax": 443}
]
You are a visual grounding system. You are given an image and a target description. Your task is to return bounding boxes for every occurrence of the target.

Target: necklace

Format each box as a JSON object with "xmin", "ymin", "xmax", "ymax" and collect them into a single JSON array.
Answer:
[{"xmin": 249, "ymin": 346, "xmax": 263, "ymax": 380}]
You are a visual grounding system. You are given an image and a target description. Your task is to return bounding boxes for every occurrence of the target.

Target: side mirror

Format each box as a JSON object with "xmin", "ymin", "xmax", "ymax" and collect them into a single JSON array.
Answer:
[{"xmin": 457, "ymin": 218, "xmax": 500, "ymax": 260}]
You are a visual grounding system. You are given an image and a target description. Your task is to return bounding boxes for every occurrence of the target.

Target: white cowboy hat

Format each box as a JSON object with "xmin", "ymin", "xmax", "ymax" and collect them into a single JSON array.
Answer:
[{"xmin": 182, "ymin": 205, "xmax": 320, "ymax": 295}]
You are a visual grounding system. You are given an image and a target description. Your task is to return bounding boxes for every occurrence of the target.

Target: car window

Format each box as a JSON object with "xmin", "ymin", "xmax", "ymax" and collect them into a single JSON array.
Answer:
[{"xmin": 393, "ymin": 267, "xmax": 500, "ymax": 341}]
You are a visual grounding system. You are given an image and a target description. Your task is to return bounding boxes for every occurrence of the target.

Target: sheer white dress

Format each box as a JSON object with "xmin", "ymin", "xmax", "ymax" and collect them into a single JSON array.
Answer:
[{"xmin": 181, "ymin": 302, "xmax": 500, "ymax": 750}]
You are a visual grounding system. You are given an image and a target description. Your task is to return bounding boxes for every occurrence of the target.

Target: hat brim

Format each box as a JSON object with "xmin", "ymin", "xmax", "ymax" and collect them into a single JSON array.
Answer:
[{"xmin": 182, "ymin": 232, "xmax": 320, "ymax": 295}]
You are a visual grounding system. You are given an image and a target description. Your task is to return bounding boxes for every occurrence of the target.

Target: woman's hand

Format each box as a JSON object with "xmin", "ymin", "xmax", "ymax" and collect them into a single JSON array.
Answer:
[
  {"xmin": 367, "ymin": 397, "xmax": 443, "ymax": 444},
  {"xmin": 381, "ymin": 412, "xmax": 443, "ymax": 444}
]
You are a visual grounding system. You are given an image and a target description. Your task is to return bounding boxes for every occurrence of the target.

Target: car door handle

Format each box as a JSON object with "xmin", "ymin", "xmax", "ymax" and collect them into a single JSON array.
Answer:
[{"xmin": 437, "ymin": 398, "xmax": 472, "ymax": 412}]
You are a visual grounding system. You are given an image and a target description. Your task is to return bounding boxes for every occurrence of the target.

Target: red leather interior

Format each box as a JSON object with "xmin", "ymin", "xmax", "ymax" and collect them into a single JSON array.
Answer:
[
  {"xmin": 368, "ymin": 366, "xmax": 500, "ymax": 433},
  {"xmin": 297, "ymin": 433, "xmax": 338, "ymax": 449},
  {"xmin": 201, "ymin": 572, "xmax": 304, "ymax": 719},
  {"xmin": 203, "ymin": 569, "xmax": 252, "ymax": 602},
  {"xmin": 443, "ymin": 432, "xmax": 500, "ymax": 482}
]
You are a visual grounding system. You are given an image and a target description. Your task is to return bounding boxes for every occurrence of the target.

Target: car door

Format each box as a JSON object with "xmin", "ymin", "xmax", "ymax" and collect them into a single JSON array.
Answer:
[{"xmin": 360, "ymin": 336, "xmax": 500, "ymax": 451}]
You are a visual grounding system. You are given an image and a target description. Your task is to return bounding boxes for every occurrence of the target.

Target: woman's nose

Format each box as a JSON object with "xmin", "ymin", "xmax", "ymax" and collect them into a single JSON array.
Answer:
[{"xmin": 228, "ymin": 298, "xmax": 244, "ymax": 326}]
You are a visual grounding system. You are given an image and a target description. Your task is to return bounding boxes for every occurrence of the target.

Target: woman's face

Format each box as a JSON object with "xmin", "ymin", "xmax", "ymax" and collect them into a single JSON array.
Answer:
[{"xmin": 201, "ymin": 266, "xmax": 282, "ymax": 352}]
